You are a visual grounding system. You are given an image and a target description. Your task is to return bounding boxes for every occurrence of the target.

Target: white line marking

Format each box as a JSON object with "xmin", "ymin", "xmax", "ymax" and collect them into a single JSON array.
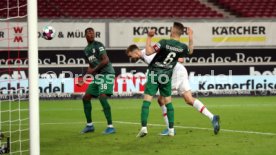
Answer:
[
  {"xmin": 40, "ymin": 121, "xmax": 276, "ymax": 136},
  {"xmin": 38, "ymin": 103, "xmax": 276, "ymax": 112}
]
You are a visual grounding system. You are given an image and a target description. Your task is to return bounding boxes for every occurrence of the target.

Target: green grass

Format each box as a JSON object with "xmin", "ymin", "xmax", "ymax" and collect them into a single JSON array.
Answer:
[{"xmin": 2, "ymin": 96, "xmax": 276, "ymax": 155}]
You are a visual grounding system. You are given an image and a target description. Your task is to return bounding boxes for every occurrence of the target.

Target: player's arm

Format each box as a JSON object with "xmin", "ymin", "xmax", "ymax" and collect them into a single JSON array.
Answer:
[
  {"xmin": 187, "ymin": 27, "xmax": 194, "ymax": 55},
  {"xmin": 90, "ymin": 54, "xmax": 109, "ymax": 74},
  {"xmin": 92, "ymin": 43, "xmax": 110, "ymax": 74},
  {"xmin": 77, "ymin": 55, "xmax": 109, "ymax": 86},
  {"xmin": 145, "ymin": 29, "xmax": 156, "ymax": 56}
]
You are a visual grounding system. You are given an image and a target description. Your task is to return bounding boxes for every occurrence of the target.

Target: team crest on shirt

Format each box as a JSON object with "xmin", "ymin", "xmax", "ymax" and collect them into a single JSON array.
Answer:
[
  {"xmin": 88, "ymin": 55, "xmax": 97, "ymax": 63},
  {"xmin": 99, "ymin": 47, "xmax": 104, "ymax": 51}
]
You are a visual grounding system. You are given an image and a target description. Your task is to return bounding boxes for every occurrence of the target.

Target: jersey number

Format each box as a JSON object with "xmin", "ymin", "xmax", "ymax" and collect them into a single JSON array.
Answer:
[
  {"xmin": 101, "ymin": 84, "xmax": 107, "ymax": 90},
  {"xmin": 163, "ymin": 52, "xmax": 176, "ymax": 64}
]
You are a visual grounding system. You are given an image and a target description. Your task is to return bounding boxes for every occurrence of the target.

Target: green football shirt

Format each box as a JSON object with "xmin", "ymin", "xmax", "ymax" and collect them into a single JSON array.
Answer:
[
  {"xmin": 149, "ymin": 39, "xmax": 189, "ymax": 77},
  {"xmin": 84, "ymin": 41, "xmax": 115, "ymax": 75}
]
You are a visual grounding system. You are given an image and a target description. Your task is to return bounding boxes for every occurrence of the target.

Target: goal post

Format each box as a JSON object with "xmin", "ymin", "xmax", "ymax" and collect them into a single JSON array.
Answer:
[{"xmin": 27, "ymin": 0, "xmax": 40, "ymax": 155}]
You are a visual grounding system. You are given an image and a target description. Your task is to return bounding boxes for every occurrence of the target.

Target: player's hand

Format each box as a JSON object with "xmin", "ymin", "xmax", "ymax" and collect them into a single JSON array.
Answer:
[
  {"xmin": 77, "ymin": 78, "xmax": 84, "ymax": 87},
  {"xmin": 87, "ymin": 67, "xmax": 96, "ymax": 75},
  {"xmin": 187, "ymin": 27, "xmax": 193, "ymax": 36},
  {"xmin": 148, "ymin": 29, "xmax": 155, "ymax": 37}
]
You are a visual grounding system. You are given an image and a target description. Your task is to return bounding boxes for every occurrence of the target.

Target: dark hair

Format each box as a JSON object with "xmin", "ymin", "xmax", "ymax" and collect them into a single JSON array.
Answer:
[
  {"xmin": 126, "ymin": 44, "xmax": 139, "ymax": 54},
  {"xmin": 85, "ymin": 27, "xmax": 94, "ymax": 34},
  {"xmin": 173, "ymin": 22, "xmax": 184, "ymax": 36}
]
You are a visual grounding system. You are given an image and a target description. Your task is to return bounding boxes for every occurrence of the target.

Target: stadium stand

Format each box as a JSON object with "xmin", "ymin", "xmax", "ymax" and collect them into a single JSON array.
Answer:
[
  {"xmin": 1, "ymin": 0, "xmax": 276, "ymax": 18},
  {"xmin": 0, "ymin": 0, "xmax": 223, "ymax": 18},
  {"xmin": 211, "ymin": 0, "xmax": 276, "ymax": 18}
]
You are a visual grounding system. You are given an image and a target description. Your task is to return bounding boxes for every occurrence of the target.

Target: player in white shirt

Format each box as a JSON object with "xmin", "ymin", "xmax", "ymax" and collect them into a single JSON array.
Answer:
[{"xmin": 126, "ymin": 45, "xmax": 220, "ymax": 135}]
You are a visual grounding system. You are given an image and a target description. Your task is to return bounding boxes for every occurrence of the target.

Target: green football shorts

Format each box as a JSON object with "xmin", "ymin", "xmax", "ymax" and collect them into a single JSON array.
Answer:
[
  {"xmin": 86, "ymin": 74, "xmax": 115, "ymax": 97},
  {"xmin": 144, "ymin": 73, "xmax": 172, "ymax": 97}
]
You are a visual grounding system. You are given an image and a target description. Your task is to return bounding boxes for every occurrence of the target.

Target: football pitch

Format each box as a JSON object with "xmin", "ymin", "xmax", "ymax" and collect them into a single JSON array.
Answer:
[
  {"xmin": 3, "ymin": 96, "xmax": 276, "ymax": 155},
  {"xmin": 37, "ymin": 96, "xmax": 276, "ymax": 155}
]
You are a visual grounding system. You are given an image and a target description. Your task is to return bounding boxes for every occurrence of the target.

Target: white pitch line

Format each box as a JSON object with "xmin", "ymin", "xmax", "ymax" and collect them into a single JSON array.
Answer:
[
  {"xmin": 40, "ymin": 121, "xmax": 276, "ymax": 136},
  {"xmin": 114, "ymin": 121, "xmax": 276, "ymax": 136},
  {"xmin": 38, "ymin": 103, "xmax": 276, "ymax": 112}
]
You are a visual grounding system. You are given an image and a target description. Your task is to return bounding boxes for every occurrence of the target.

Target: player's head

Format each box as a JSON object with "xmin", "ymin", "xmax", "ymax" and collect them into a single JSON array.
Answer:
[
  {"xmin": 171, "ymin": 22, "xmax": 184, "ymax": 38},
  {"xmin": 85, "ymin": 27, "xmax": 95, "ymax": 43},
  {"xmin": 126, "ymin": 44, "xmax": 141, "ymax": 61}
]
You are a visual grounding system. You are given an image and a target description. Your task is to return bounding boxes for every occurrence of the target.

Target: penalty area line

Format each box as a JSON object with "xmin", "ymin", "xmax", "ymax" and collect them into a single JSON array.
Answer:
[{"xmin": 40, "ymin": 121, "xmax": 276, "ymax": 136}]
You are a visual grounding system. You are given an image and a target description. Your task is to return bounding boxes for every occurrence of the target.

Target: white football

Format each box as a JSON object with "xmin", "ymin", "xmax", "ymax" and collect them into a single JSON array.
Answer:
[{"xmin": 42, "ymin": 25, "xmax": 56, "ymax": 40}]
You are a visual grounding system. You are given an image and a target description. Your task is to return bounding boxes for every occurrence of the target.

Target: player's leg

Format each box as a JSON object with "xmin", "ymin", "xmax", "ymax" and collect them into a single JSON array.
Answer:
[
  {"xmin": 98, "ymin": 74, "xmax": 115, "ymax": 134},
  {"xmin": 99, "ymin": 94, "xmax": 115, "ymax": 134},
  {"xmin": 141, "ymin": 94, "xmax": 154, "ymax": 127},
  {"xmin": 81, "ymin": 82, "xmax": 99, "ymax": 133},
  {"xmin": 183, "ymin": 91, "xmax": 220, "ymax": 134},
  {"xmin": 158, "ymin": 96, "xmax": 174, "ymax": 135},
  {"xmin": 179, "ymin": 77, "xmax": 220, "ymax": 134},
  {"xmin": 137, "ymin": 74, "xmax": 158, "ymax": 137},
  {"xmin": 157, "ymin": 96, "xmax": 169, "ymax": 129},
  {"xmin": 160, "ymin": 78, "xmax": 175, "ymax": 136},
  {"xmin": 183, "ymin": 91, "xmax": 214, "ymax": 120},
  {"xmin": 163, "ymin": 96, "xmax": 175, "ymax": 136},
  {"xmin": 137, "ymin": 94, "xmax": 154, "ymax": 137}
]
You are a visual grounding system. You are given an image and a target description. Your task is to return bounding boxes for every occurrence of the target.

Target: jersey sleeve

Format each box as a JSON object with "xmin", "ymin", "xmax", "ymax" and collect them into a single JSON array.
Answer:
[
  {"xmin": 97, "ymin": 42, "xmax": 107, "ymax": 56},
  {"xmin": 141, "ymin": 49, "xmax": 156, "ymax": 64},
  {"xmin": 141, "ymin": 49, "xmax": 146, "ymax": 59},
  {"xmin": 152, "ymin": 39, "xmax": 165, "ymax": 52},
  {"xmin": 180, "ymin": 45, "xmax": 189, "ymax": 57}
]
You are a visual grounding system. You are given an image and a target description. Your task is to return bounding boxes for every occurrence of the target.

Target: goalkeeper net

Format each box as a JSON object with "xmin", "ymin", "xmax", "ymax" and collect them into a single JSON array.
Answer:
[{"xmin": 1, "ymin": 0, "xmax": 39, "ymax": 154}]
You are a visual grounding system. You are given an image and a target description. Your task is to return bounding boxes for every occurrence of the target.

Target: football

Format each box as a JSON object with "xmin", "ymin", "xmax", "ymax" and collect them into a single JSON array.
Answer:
[{"xmin": 42, "ymin": 25, "xmax": 56, "ymax": 40}]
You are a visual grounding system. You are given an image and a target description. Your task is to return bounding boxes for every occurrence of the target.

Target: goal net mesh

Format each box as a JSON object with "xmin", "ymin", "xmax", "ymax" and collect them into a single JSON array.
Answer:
[{"xmin": 1, "ymin": 0, "xmax": 30, "ymax": 154}]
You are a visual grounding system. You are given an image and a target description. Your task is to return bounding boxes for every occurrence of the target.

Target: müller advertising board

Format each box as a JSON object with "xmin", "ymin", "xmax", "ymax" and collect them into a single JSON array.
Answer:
[
  {"xmin": 0, "ymin": 22, "xmax": 105, "ymax": 48},
  {"xmin": 1, "ymin": 20, "xmax": 276, "ymax": 48}
]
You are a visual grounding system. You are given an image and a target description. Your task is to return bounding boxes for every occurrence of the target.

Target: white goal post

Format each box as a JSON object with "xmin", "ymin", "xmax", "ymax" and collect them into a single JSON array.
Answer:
[{"xmin": 27, "ymin": 0, "xmax": 40, "ymax": 155}]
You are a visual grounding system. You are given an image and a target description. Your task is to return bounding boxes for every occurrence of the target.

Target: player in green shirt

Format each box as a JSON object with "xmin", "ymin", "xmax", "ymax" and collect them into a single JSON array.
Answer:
[
  {"xmin": 78, "ymin": 27, "xmax": 115, "ymax": 134},
  {"xmin": 137, "ymin": 22, "xmax": 190, "ymax": 137}
]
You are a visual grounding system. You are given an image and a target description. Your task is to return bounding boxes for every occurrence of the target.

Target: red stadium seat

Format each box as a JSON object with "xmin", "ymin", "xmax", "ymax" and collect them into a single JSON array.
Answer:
[
  {"xmin": 0, "ymin": 0, "xmax": 227, "ymax": 18},
  {"xmin": 216, "ymin": 0, "xmax": 276, "ymax": 18}
]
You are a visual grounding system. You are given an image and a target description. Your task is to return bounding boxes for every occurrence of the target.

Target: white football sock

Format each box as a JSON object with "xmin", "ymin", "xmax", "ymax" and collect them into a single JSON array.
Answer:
[
  {"xmin": 107, "ymin": 124, "xmax": 113, "ymax": 128},
  {"xmin": 141, "ymin": 126, "xmax": 148, "ymax": 132},
  {"xmin": 193, "ymin": 99, "xmax": 214, "ymax": 121},
  {"xmin": 87, "ymin": 122, "xmax": 93, "ymax": 126},
  {"xmin": 160, "ymin": 105, "xmax": 169, "ymax": 129}
]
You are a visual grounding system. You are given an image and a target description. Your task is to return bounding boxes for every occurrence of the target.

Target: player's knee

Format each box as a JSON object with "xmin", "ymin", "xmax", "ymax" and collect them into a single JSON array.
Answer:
[
  {"xmin": 83, "ymin": 94, "xmax": 92, "ymax": 101},
  {"xmin": 99, "ymin": 94, "xmax": 108, "ymax": 102},
  {"xmin": 183, "ymin": 92, "xmax": 195, "ymax": 105},
  {"xmin": 164, "ymin": 96, "xmax": 172, "ymax": 104},
  {"xmin": 144, "ymin": 94, "xmax": 153, "ymax": 102},
  {"xmin": 99, "ymin": 94, "xmax": 107, "ymax": 98},
  {"xmin": 185, "ymin": 96, "xmax": 195, "ymax": 105},
  {"xmin": 157, "ymin": 96, "xmax": 164, "ymax": 106},
  {"xmin": 184, "ymin": 95, "xmax": 195, "ymax": 105},
  {"xmin": 99, "ymin": 95, "xmax": 111, "ymax": 109}
]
